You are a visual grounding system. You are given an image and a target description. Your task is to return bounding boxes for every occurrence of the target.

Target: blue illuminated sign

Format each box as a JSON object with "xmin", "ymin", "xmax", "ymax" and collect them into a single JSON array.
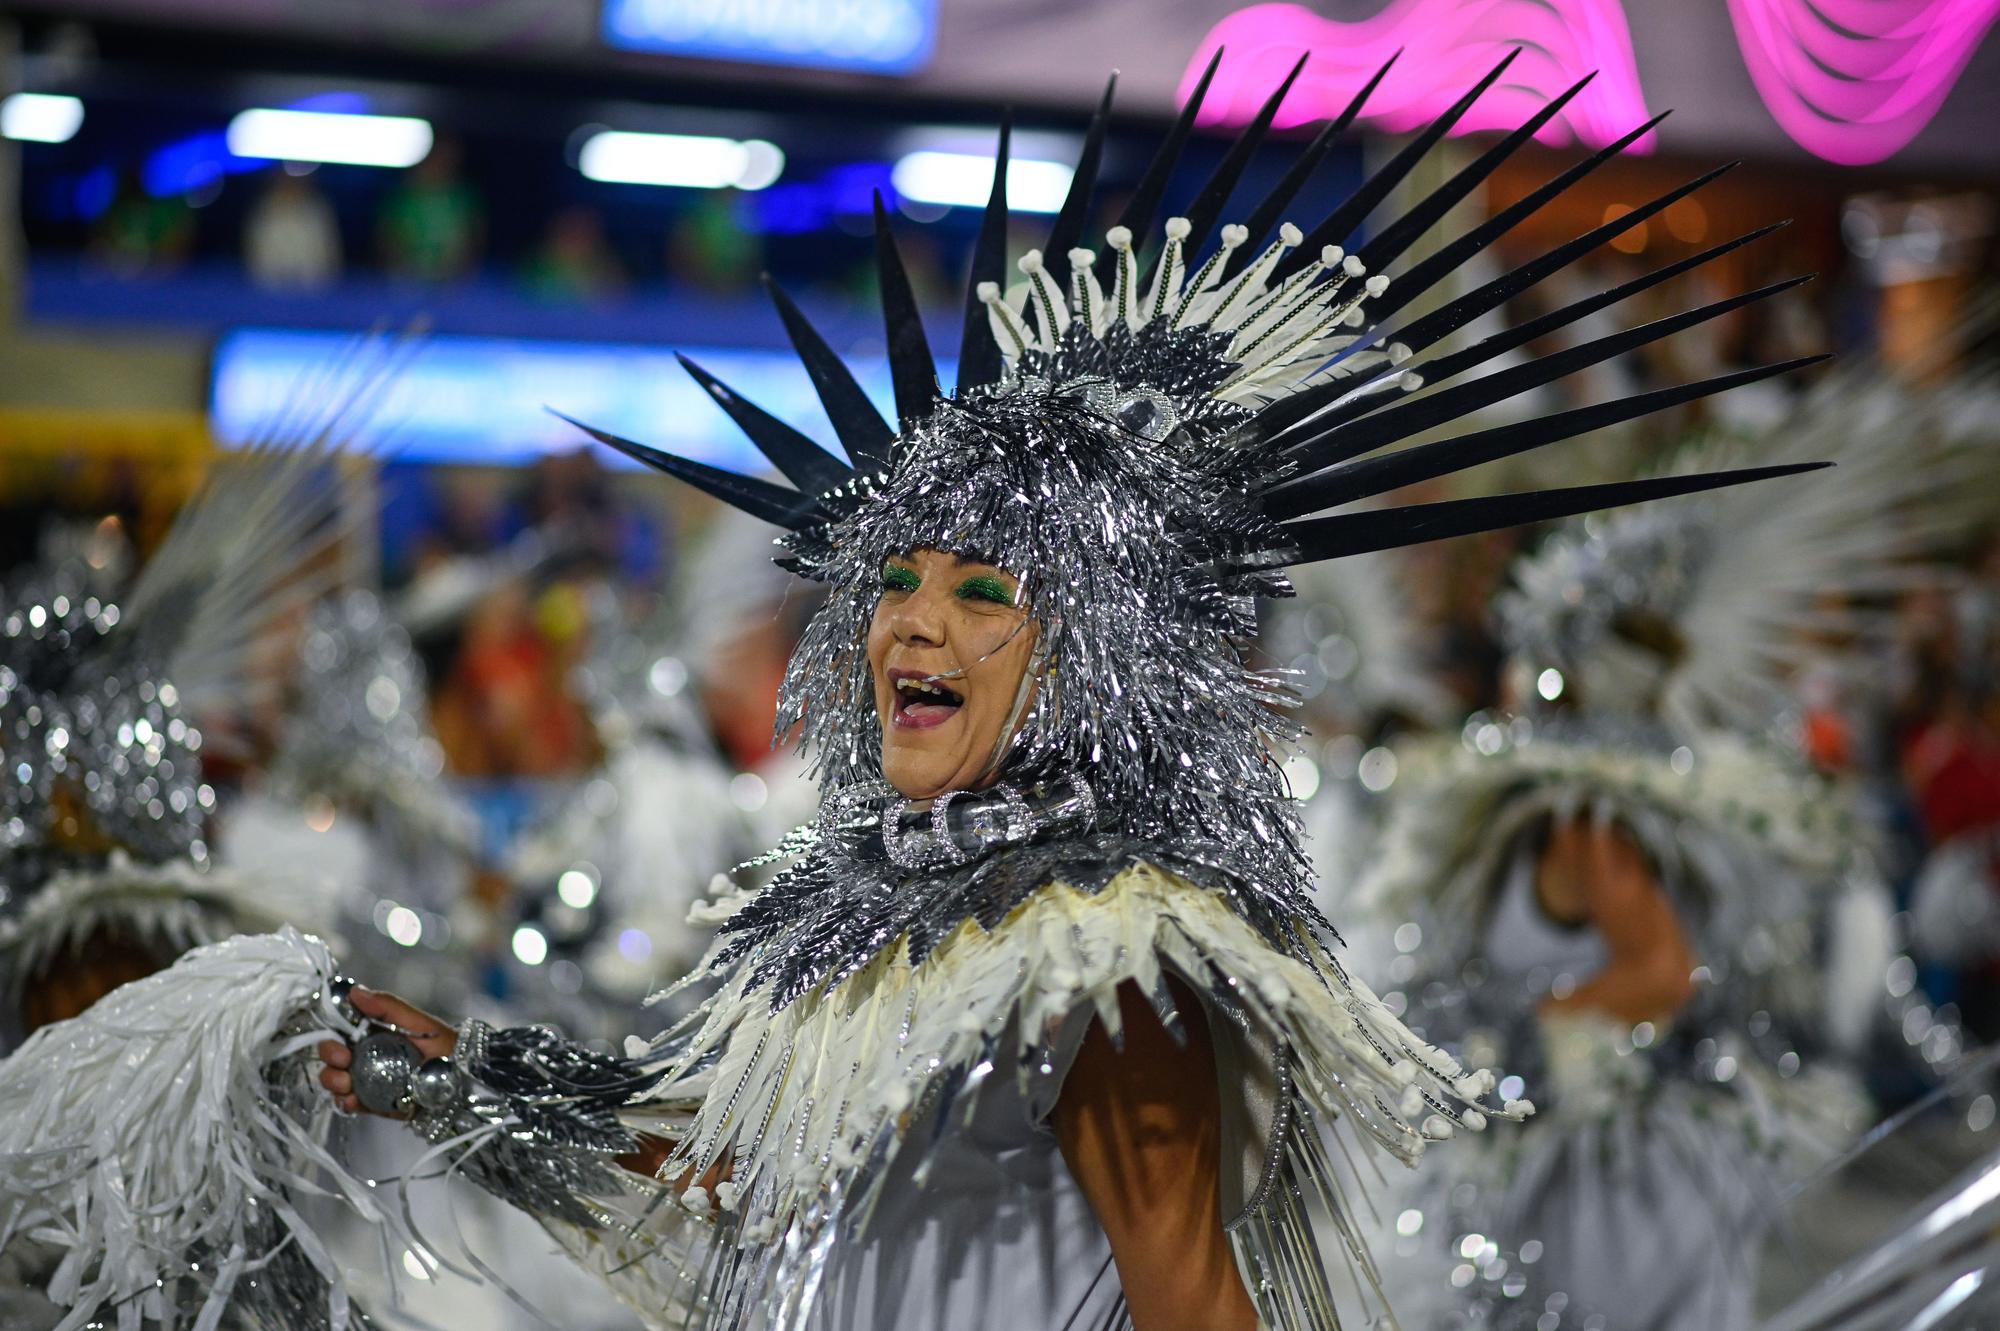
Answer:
[
  {"xmin": 602, "ymin": 0, "xmax": 935, "ymax": 75},
  {"xmin": 212, "ymin": 327, "xmax": 952, "ymax": 467}
]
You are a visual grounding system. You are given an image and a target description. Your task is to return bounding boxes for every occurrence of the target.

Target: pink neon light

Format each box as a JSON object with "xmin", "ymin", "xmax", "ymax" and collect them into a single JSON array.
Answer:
[
  {"xmin": 1179, "ymin": 1, "xmax": 1657, "ymax": 151},
  {"xmin": 1727, "ymin": 0, "xmax": 2000, "ymax": 164}
]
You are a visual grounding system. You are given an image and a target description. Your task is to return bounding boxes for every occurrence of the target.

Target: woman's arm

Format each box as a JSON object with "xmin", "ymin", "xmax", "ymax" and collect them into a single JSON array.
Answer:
[
  {"xmin": 1539, "ymin": 818, "xmax": 1699, "ymax": 1026},
  {"xmin": 1052, "ymin": 978, "xmax": 1258, "ymax": 1331}
]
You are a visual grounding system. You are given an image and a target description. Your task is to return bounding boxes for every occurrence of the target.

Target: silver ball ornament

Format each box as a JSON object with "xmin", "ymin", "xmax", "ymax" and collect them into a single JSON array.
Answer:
[
  {"xmin": 350, "ymin": 1031, "xmax": 422, "ymax": 1114},
  {"xmin": 410, "ymin": 1056, "xmax": 464, "ymax": 1113}
]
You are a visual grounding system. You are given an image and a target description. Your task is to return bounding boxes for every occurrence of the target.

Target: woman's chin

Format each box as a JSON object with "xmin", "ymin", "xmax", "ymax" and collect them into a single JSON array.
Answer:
[
  {"xmin": 882, "ymin": 741, "xmax": 980, "ymax": 802},
  {"xmin": 883, "ymin": 760, "xmax": 953, "ymax": 801}
]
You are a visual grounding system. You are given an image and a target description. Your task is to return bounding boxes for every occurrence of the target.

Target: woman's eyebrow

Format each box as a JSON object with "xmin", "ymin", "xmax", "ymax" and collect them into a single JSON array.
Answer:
[{"xmin": 947, "ymin": 554, "xmax": 1011, "ymax": 578}]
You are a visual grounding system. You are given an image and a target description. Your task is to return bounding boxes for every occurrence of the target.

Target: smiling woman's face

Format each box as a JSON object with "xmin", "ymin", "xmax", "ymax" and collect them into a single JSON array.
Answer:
[{"xmin": 866, "ymin": 548, "xmax": 1040, "ymax": 800}]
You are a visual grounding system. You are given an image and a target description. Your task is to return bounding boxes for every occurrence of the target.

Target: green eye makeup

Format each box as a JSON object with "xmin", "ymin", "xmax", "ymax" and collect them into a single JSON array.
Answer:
[
  {"xmin": 881, "ymin": 563, "xmax": 922, "ymax": 593},
  {"xmin": 955, "ymin": 574, "xmax": 1015, "ymax": 606}
]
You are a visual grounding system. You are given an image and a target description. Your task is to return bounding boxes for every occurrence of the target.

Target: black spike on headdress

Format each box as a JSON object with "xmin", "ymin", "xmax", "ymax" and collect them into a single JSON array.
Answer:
[
  {"xmin": 958, "ymin": 115, "xmax": 1013, "ymax": 396},
  {"xmin": 1417, "ymin": 221, "xmax": 1794, "ymax": 386},
  {"xmin": 1272, "ymin": 48, "xmax": 1518, "ymax": 283},
  {"xmin": 676, "ymin": 354, "xmax": 855, "ymax": 498},
  {"xmin": 1224, "ymin": 50, "xmax": 1399, "ymax": 282},
  {"xmin": 1178, "ymin": 52, "xmax": 1308, "ymax": 263},
  {"xmin": 1270, "ymin": 281, "xmax": 1817, "ymax": 491},
  {"xmin": 1115, "ymin": 44, "xmax": 1223, "ymax": 243},
  {"xmin": 552, "ymin": 412, "xmax": 823, "ymax": 531},
  {"xmin": 1267, "ymin": 351, "xmax": 1827, "ymax": 520},
  {"xmin": 1353, "ymin": 71, "xmax": 1593, "ymax": 274},
  {"xmin": 1257, "ymin": 220, "xmax": 1791, "ymax": 448},
  {"xmin": 1381, "ymin": 153, "xmax": 1734, "ymax": 346},
  {"xmin": 873, "ymin": 192, "xmax": 939, "ymax": 427},
  {"xmin": 1279, "ymin": 462, "xmax": 1831, "ymax": 564},
  {"xmin": 763, "ymin": 276, "xmax": 895, "ymax": 475},
  {"xmin": 1046, "ymin": 74, "xmax": 1117, "ymax": 281},
  {"xmin": 1366, "ymin": 109, "xmax": 1673, "ymax": 323}
]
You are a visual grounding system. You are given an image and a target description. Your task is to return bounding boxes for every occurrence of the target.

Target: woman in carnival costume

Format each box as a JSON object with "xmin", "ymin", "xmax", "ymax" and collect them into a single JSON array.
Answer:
[
  {"xmin": 1358, "ymin": 359, "xmax": 1987, "ymax": 1330},
  {"xmin": 1, "ymin": 52, "xmax": 1831, "ymax": 1331}
]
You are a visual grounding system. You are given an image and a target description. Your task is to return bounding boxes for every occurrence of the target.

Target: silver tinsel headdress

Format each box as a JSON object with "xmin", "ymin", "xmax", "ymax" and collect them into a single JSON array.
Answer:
[
  {"xmin": 567, "ymin": 51, "xmax": 1825, "ymax": 858},
  {"xmin": 267, "ymin": 589, "xmax": 477, "ymax": 854},
  {"xmin": 1496, "ymin": 355, "xmax": 1989, "ymax": 734}
]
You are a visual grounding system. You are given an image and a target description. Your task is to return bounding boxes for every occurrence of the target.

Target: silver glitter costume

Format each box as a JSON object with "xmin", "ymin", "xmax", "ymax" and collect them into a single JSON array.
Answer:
[
  {"xmin": 1, "ymin": 52, "xmax": 1832, "ymax": 1331},
  {"xmin": 264, "ymin": 589, "xmax": 475, "ymax": 859}
]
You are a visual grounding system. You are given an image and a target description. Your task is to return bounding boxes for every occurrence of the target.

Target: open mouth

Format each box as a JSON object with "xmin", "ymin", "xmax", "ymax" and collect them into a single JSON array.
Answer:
[{"xmin": 889, "ymin": 668, "xmax": 965, "ymax": 729}]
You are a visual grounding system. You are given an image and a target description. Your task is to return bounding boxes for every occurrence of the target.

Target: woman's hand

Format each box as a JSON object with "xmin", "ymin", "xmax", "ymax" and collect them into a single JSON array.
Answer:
[
  {"xmin": 1539, "ymin": 818, "xmax": 1699, "ymax": 1027},
  {"xmin": 315, "ymin": 987, "xmax": 458, "ymax": 1116}
]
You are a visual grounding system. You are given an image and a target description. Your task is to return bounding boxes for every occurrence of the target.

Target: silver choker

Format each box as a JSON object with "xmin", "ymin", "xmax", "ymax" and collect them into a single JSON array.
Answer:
[{"xmin": 819, "ymin": 774, "xmax": 1099, "ymax": 871}]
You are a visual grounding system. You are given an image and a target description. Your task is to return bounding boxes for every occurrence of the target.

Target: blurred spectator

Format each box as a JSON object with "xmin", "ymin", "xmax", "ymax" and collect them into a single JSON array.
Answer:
[
  {"xmin": 89, "ymin": 168, "xmax": 194, "ymax": 276},
  {"xmin": 502, "ymin": 451, "xmax": 665, "ymax": 587},
  {"xmin": 667, "ymin": 191, "xmax": 760, "ymax": 295},
  {"xmin": 433, "ymin": 578, "xmax": 600, "ymax": 778},
  {"xmin": 377, "ymin": 138, "xmax": 485, "ymax": 283},
  {"xmin": 521, "ymin": 207, "xmax": 626, "ymax": 304},
  {"xmin": 244, "ymin": 170, "xmax": 343, "ymax": 290}
]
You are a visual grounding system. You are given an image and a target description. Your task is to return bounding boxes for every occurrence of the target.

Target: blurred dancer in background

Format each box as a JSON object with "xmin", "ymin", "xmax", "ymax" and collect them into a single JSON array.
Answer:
[
  {"xmin": 0, "ymin": 427, "xmax": 354, "ymax": 1328},
  {"xmin": 1361, "ymin": 362, "xmax": 1988, "ymax": 1330}
]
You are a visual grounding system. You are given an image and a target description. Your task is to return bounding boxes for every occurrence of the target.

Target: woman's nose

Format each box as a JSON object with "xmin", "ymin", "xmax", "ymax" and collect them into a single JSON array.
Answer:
[{"xmin": 890, "ymin": 589, "xmax": 945, "ymax": 648}]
